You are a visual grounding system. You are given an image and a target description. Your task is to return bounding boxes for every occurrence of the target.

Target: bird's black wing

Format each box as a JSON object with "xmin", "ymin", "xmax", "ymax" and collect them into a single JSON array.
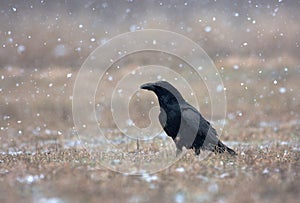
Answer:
[{"xmin": 180, "ymin": 104, "xmax": 219, "ymax": 148}]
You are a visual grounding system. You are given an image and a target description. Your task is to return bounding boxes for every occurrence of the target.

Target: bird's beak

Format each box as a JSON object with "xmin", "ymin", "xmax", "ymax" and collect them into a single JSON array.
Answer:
[{"xmin": 140, "ymin": 83, "xmax": 155, "ymax": 91}]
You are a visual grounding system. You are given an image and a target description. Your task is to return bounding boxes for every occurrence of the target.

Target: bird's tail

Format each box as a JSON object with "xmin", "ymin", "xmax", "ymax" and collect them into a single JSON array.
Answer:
[{"xmin": 215, "ymin": 141, "xmax": 237, "ymax": 156}]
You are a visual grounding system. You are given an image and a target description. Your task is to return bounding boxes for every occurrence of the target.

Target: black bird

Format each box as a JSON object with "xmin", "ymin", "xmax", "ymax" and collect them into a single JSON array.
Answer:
[{"xmin": 141, "ymin": 81, "xmax": 237, "ymax": 156}]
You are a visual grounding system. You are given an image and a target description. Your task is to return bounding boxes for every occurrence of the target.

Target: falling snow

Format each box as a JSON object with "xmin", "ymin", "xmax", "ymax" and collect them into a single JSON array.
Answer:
[
  {"xmin": 233, "ymin": 65, "xmax": 239, "ymax": 70},
  {"xmin": 17, "ymin": 45, "xmax": 26, "ymax": 54},
  {"xmin": 0, "ymin": 2, "xmax": 299, "ymax": 201},
  {"xmin": 67, "ymin": 73, "xmax": 72, "ymax": 78},
  {"xmin": 204, "ymin": 26, "xmax": 212, "ymax": 32},
  {"xmin": 279, "ymin": 87, "xmax": 286, "ymax": 93}
]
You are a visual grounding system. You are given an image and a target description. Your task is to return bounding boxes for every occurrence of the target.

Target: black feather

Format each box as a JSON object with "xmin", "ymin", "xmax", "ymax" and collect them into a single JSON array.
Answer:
[{"xmin": 141, "ymin": 81, "xmax": 237, "ymax": 156}]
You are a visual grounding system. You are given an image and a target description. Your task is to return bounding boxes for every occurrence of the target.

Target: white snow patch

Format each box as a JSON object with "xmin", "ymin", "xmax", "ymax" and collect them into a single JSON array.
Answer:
[
  {"xmin": 17, "ymin": 174, "xmax": 45, "ymax": 184},
  {"xmin": 220, "ymin": 173, "xmax": 229, "ymax": 178},
  {"xmin": 175, "ymin": 167, "xmax": 185, "ymax": 173},
  {"xmin": 141, "ymin": 173, "xmax": 158, "ymax": 182},
  {"xmin": 262, "ymin": 168, "xmax": 269, "ymax": 174}
]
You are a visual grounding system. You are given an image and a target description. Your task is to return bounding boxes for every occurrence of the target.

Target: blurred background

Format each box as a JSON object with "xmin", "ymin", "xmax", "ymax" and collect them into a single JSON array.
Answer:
[
  {"xmin": 0, "ymin": 0, "xmax": 299, "ymax": 202},
  {"xmin": 1, "ymin": 0, "xmax": 299, "ymax": 68},
  {"xmin": 1, "ymin": 0, "xmax": 299, "ymax": 139}
]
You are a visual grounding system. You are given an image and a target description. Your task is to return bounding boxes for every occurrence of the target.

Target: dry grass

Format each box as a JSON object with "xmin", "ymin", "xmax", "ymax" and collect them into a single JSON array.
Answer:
[
  {"xmin": 0, "ymin": 141, "xmax": 299, "ymax": 203},
  {"xmin": 0, "ymin": 65, "xmax": 299, "ymax": 202}
]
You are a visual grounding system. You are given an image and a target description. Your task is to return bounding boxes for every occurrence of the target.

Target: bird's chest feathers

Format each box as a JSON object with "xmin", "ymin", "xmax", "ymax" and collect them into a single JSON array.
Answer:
[{"xmin": 159, "ymin": 108, "xmax": 181, "ymax": 131}]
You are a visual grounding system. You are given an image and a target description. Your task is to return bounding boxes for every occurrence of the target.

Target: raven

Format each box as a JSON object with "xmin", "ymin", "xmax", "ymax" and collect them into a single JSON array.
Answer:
[{"xmin": 141, "ymin": 81, "xmax": 237, "ymax": 156}]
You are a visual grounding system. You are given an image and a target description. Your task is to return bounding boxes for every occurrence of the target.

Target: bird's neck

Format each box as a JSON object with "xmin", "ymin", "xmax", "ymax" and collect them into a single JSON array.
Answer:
[{"xmin": 158, "ymin": 95, "xmax": 181, "ymax": 111}]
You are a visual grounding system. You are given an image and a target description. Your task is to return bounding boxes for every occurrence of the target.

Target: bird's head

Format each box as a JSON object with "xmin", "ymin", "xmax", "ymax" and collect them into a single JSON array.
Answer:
[
  {"xmin": 140, "ymin": 82, "xmax": 157, "ymax": 91},
  {"xmin": 140, "ymin": 81, "xmax": 185, "ymax": 104}
]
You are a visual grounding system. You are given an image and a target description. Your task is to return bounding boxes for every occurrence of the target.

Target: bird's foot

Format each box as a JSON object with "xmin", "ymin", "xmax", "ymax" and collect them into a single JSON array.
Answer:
[
  {"xmin": 176, "ymin": 149, "xmax": 182, "ymax": 157},
  {"xmin": 195, "ymin": 148, "xmax": 201, "ymax": 156}
]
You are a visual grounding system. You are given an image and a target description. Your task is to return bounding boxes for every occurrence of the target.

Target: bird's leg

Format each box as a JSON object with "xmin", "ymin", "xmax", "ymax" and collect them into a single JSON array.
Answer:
[
  {"xmin": 174, "ymin": 137, "xmax": 183, "ymax": 157},
  {"xmin": 195, "ymin": 148, "xmax": 201, "ymax": 156},
  {"xmin": 176, "ymin": 148, "xmax": 182, "ymax": 157}
]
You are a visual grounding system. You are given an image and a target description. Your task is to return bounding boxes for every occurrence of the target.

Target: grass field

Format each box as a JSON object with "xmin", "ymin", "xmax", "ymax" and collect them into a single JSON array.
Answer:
[{"xmin": 0, "ymin": 65, "xmax": 299, "ymax": 203}]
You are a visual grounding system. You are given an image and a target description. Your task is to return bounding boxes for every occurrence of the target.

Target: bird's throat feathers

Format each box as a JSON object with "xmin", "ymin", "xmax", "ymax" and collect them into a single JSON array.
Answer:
[{"xmin": 157, "ymin": 92, "xmax": 183, "ymax": 110}]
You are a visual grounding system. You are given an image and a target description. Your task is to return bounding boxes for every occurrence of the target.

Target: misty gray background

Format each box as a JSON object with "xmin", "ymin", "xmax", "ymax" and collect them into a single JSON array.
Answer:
[{"xmin": 1, "ymin": 0, "xmax": 299, "ymax": 68}]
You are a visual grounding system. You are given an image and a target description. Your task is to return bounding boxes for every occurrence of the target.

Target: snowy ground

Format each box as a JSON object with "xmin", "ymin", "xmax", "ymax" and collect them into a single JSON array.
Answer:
[{"xmin": 0, "ymin": 66, "xmax": 299, "ymax": 202}]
